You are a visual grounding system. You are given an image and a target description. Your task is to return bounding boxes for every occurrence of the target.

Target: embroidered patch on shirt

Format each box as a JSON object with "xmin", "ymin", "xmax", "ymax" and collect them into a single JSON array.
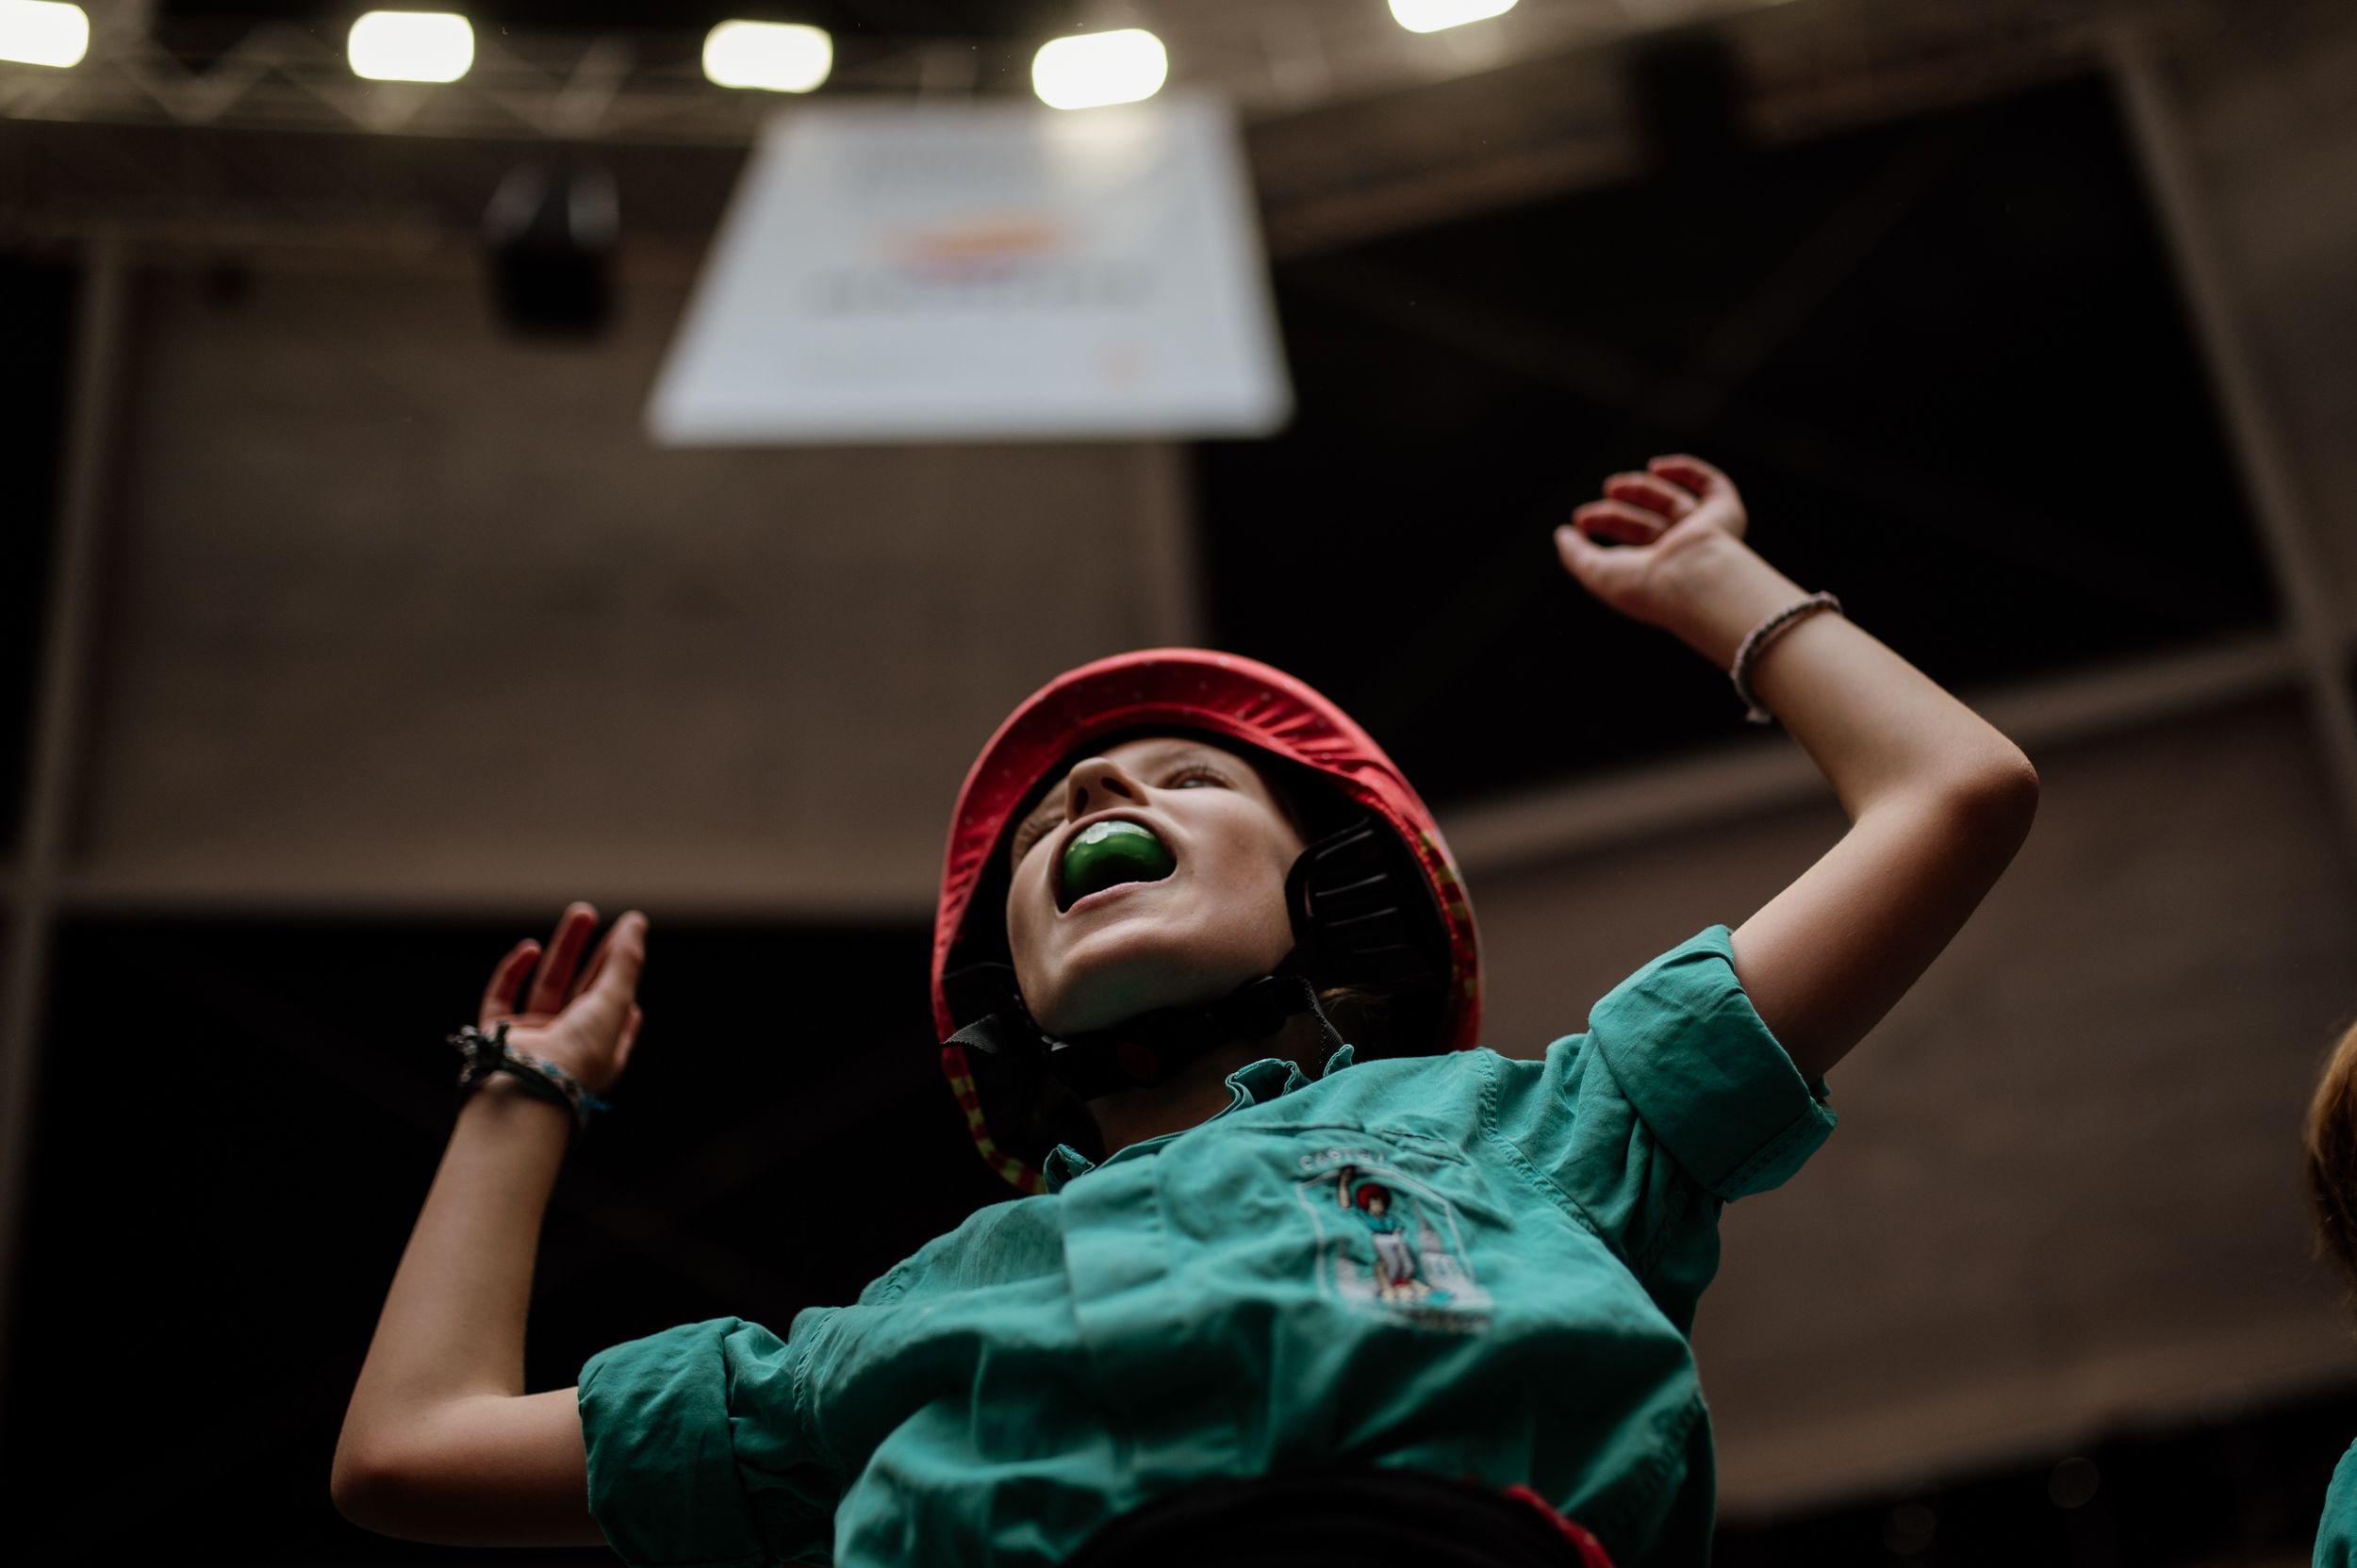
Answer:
[{"xmin": 1293, "ymin": 1149, "xmax": 1493, "ymax": 1333}]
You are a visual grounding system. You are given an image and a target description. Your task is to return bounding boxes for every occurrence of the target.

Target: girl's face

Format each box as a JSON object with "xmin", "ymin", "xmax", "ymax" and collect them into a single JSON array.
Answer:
[{"xmin": 1004, "ymin": 734, "xmax": 1307, "ymax": 1040}]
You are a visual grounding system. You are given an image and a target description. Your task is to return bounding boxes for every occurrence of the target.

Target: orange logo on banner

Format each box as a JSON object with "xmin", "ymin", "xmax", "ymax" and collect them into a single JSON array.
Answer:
[{"xmin": 895, "ymin": 216, "xmax": 1063, "ymax": 269}]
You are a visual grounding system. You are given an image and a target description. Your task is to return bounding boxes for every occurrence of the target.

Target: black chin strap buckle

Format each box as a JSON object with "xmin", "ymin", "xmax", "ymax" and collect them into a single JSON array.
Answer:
[{"xmin": 1210, "ymin": 973, "xmax": 1308, "ymax": 1042}]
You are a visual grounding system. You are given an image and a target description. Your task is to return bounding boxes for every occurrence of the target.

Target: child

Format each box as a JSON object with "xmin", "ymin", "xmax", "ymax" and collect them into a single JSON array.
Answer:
[
  {"xmin": 332, "ymin": 456, "xmax": 2038, "ymax": 1565},
  {"xmin": 2304, "ymin": 1018, "xmax": 2357, "ymax": 1565}
]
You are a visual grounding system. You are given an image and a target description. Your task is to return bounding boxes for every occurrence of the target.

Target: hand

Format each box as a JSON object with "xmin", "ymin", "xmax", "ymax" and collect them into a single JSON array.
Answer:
[
  {"xmin": 475, "ymin": 902, "xmax": 649, "ymax": 1098},
  {"xmin": 1554, "ymin": 454, "xmax": 1750, "ymax": 630}
]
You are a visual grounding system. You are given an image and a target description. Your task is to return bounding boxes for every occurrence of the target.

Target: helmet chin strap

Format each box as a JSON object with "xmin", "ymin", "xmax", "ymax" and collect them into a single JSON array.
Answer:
[{"xmin": 944, "ymin": 950, "xmax": 1346, "ymax": 1104}]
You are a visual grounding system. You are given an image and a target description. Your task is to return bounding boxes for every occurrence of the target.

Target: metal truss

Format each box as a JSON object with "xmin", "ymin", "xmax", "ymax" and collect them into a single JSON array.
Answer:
[
  {"xmin": 4, "ymin": 0, "xmax": 1844, "ymax": 145},
  {"xmin": 0, "ymin": 0, "xmax": 2230, "ymax": 268}
]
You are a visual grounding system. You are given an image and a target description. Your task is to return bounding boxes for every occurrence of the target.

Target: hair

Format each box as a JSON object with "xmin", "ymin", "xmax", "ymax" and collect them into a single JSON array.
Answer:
[
  {"xmin": 2303, "ymin": 1015, "xmax": 2357, "ymax": 1310},
  {"xmin": 1311, "ymin": 982, "xmax": 1405, "ymax": 1057}
]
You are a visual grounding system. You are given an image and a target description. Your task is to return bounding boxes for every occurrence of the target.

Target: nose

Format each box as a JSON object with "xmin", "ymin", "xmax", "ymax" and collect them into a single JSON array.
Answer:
[{"xmin": 1063, "ymin": 756, "xmax": 1144, "ymax": 823}]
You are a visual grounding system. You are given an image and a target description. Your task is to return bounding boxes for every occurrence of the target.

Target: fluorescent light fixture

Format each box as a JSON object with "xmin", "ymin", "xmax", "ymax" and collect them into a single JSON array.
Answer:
[
  {"xmin": 702, "ymin": 20, "xmax": 832, "ymax": 92},
  {"xmin": 1389, "ymin": 0, "xmax": 1518, "ymax": 33},
  {"xmin": 0, "ymin": 1, "xmax": 89, "ymax": 68},
  {"xmin": 348, "ymin": 9, "xmax": 474, "ymax": 83},
  {"xmin": 1031, "ymin": 28, "xmax": 1167, "ymax": 111}
]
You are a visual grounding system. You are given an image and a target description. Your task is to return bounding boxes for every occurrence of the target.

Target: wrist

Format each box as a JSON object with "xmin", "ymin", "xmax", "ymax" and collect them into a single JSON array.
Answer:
[
  {"xmin": 1653, "ymin": 536, "xmax": 1809, "ymax": 669},
  {"xmin": 463, "ymin": 1068, "xmax": 575, "ymax": 1125},
  {"xmin": 450, "ymin": 1021, "xmax": 610, "ymax": 1135}
]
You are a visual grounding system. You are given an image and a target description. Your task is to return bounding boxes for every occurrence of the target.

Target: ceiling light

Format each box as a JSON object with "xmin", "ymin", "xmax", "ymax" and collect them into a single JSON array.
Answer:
[
  {"xmin": 1031, "ymin": 28, "xmax": 1167, "ymax": 111},
  {"xmin": 0, "ymin": 1, "xmax": 88, "ymax": 68},
  {"xmin": 702, "ymin": 20, "xmax": 832, "ymax": 92},
  {"xmin": 348, "ymin": 10, "xmax": 474, "ymax": 84},
  {"xmin": 1389, "ymin": 0, "xmax": 1518, "ymax": 34}
]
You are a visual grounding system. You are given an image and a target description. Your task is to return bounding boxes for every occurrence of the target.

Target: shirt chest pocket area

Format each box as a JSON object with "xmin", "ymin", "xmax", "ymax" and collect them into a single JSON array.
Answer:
[{"xmin": 1152, "ymin": 1121, "xmax": 1509, "ymax": 1288}]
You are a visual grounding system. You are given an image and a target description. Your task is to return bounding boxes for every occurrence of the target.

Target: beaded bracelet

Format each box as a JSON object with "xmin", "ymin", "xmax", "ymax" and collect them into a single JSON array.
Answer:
[
  {"xmin": 449, "ymin": 1020, "xmax": 612, "ymax": 1135},
  {"xmin": 1730, "ymin": 590, "xmax": 1843, "ymax": 726}
]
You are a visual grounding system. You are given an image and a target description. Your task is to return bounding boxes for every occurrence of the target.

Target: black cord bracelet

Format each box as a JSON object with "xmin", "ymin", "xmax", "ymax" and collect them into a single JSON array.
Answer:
[{"xmin": 449, "ymin": 1021, "xmax": 612, "ymax": 1135}]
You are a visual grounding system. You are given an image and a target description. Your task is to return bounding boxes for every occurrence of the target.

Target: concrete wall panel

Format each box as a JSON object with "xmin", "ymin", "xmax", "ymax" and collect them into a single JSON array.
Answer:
[{"xmin": 74, "ymin": 264, "xmax": 1194, "ymax": 913}]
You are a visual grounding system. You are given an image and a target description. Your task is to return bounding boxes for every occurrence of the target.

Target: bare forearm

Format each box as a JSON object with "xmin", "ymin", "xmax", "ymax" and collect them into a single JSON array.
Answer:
[
  {"xmin": 338, "ymin": 1078, "xmax": 571, "ymax": 1473},
  {"xmin": 1656, "ymin": 536, "xmax": 2031, "ymax": 814},
  {"xmin": 1559, "ymin": 461, "xmax": 2036, "ymax": 1079}
]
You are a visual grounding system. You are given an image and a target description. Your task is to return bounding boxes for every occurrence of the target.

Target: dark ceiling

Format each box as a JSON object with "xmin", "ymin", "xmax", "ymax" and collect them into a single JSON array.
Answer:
[
  {"xmin": 157, "ymin": 0, "xmax": 1085, "ymax": 40},
  {"xmin": 150, "ymin": 2, "xmax": 1097, "ymax": 81},
  {"xmin": 1196, "ymin": 72, "xmax": 2267, "ymax": 809}
]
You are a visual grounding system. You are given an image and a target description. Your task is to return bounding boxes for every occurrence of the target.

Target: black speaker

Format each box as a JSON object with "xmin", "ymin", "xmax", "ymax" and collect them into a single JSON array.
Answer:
[{"xmin": 483, "ymin": 160, "xmax": 618, "ymax": 338}]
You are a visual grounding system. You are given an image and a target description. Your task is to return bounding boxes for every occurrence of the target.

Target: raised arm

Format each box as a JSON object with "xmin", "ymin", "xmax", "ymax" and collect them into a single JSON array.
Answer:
[
  {"xmin": 331, "ymin": 903, "xmax": 647, "ymax": 1547},
  {"xmin": 1558, "ymin": 457, "xmax": 2037, "ymax": 1082}
]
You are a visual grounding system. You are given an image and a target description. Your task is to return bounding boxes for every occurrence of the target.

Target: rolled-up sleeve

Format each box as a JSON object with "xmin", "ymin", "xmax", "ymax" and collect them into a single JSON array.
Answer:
[
  {"xmin": 579, "ymin": 1314, "xmax": 841, "ymax": 1567},
  {"xmin": 1486, "ymin": 926, "xmax": 1835, "ymax": 1328},
  {"xmin": 1586, "ymin": 924, "xmax": 1835, "ymax": 1200}
]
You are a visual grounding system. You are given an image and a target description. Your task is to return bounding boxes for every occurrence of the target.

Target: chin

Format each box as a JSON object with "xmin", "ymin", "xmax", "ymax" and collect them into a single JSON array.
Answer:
[
  {"xmin": 1032, "ymin": 977, "xmax": 1195, "ymax": 1039},
  {"xmin": 1017, "ymin": 892, "xmax": 1293, "ymax": 1037},
  {"xmin": 1030, "ymin": 950, "xmax": 1263, "ymax": 1039}
]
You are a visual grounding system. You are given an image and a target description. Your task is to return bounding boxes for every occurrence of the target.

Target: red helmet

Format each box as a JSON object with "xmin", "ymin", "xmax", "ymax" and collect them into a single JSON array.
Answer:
[{"xmin": 932, "ymin": 649, "xmax": 1481, "ymax": 1195}]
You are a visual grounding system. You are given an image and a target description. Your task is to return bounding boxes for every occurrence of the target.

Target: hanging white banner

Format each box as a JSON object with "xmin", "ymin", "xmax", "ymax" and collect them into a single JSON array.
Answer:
[{"xmin": 647, "ymin": 92, "xmax": 1293, "ymax": 444}]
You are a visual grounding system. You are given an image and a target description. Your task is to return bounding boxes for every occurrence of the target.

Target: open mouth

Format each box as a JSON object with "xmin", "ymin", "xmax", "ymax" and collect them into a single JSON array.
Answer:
[{"xmin": 1056, "ymin": 817, "xmax": 1178, "ymax": 913}]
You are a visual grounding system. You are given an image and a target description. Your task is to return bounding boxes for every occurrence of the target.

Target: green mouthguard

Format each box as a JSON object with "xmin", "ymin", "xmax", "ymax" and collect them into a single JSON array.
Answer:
[{"xmin": 1060, "ymin": 818, "xmax": 1176, "ymax": 903}]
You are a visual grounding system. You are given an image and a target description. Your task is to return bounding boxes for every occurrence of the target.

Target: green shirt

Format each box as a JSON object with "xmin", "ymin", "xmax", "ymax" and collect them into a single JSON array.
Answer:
[
  {"xmin": 2318, "ymin": 1440, "xmax": 2357, "ymax": 1566},
  {"xmin": 577, "ymin": 924, "xmax": 1836, "ymax": 1567}
]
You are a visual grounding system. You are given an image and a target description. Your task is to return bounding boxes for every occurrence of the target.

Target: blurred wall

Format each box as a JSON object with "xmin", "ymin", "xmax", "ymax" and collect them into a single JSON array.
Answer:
[{"xmin": 73, "ymin": 260, "xmax": 1198, "ymax": 915}]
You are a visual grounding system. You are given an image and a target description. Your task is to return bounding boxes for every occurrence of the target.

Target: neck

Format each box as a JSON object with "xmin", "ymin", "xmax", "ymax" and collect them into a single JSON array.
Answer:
[{"xmin": 1086, "ymin": 1011, "xmax": 1335, "ymax": 1156}]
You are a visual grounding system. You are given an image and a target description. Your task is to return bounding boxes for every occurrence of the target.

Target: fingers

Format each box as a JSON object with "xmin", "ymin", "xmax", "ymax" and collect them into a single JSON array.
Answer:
[
  {"xmin": 1571, "ymin": 499, "xmax": 1669, "ymax": 545},
  {"xmin": 574, "ymin": 916, "xmax": 620, "ymax": 1001},
  {"xmin": 1603, "ymin": 470, "xmax": 1697, "ymax": 520},
  {"xmin": 525, "ymin": 902, "xmax": 600, "ymax": 1015},
  {"xmin": 574, "ymin": 908, "xmax": 649, "ymax": 1002},
  {"xmin": 1557, "ymin": 453, "xmax": 1737, "ymax": 610},
  {"xmin": 1648, "ymin": 453, "xmax": 1729, "ymax": 500},
  {"xmin": 479, "ymin": 939, "xmax": 540, "ymax": 1030},
  {"xmin": 1553, "ymin": 518, "xmax": 1639, "ymax": 602},
  {"xmin": 587, "ymin": 911, "xmax": 650, "ymax": 1007}
]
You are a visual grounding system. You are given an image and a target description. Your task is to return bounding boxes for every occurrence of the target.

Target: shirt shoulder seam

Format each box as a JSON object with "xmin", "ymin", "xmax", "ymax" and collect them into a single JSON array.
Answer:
[{"xmin": 1473, "ymin": 1047, "xmax": 1614, "ymax": 1253}]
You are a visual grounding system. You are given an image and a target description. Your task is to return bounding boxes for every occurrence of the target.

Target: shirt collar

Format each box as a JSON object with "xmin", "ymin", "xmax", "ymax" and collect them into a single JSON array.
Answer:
[{"xmin": 1045, "ymin": 1042, "xmax": 1357, "ymax": 1194}]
